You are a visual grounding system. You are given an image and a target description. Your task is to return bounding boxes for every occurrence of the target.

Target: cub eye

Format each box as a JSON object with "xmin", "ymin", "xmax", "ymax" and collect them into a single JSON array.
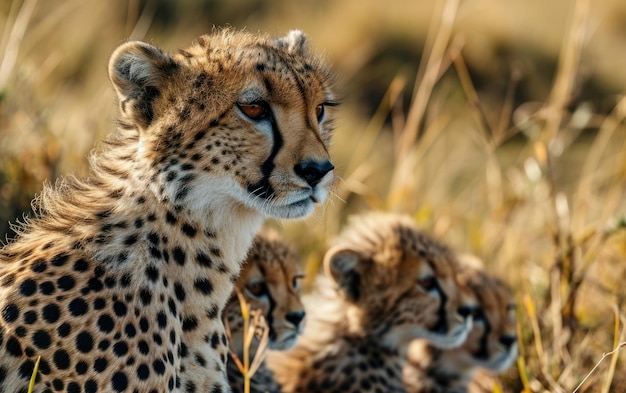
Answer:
[
  {"xmin": 315, "ymin": 104, "xmax": 325, "ymax": 122},
  {"xmin": 246, "ymin": 281, "xmax": 268, "ymax": 297},
  {"xmin": 416, "ymin": 276, "xmax": 438, "ymax": 292},
  {"xmin": 238, "ymin": 101, "xmax": 270, "ymax": 120},
  {"xmin": 292, "ymin": 274, "xmax": 304, "ymax": 290}
]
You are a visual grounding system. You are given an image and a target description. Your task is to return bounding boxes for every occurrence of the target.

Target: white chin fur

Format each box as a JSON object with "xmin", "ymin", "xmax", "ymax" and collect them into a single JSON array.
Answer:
[
  {"xmin": 423, "ymin": 317, "xmax": 473, "ymax": 349},
  {"xmin": 485, "ymin": 346, "xmax": 518, "ymax": 372},
  {"xmin": 262, "ymin": 198, "xmax": 316, "ymax": 219},
  {"xmin": 383, "ymin": 317, "xmax": 473, "ymax": 351},
  {"xmin": 181, "ymin": 175, "xmax": 329, "ymax": 220},
  {"xmin": 250, "ymin": 185, "xmax": 330, "ymax": 219}
]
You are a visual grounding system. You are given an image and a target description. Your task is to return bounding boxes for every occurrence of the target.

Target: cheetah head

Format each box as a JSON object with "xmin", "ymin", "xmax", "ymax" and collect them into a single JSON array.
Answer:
[
  {"xmin": 323, "ymin": 213, "xmax": 477, "ymax": 352},
  {"xmin": 451, "ymin": 261, "xmax": 518, "ymax": 373},
  {"xmin": 107, "ymin": 29, "xmax": 337, "ymax": 220}
]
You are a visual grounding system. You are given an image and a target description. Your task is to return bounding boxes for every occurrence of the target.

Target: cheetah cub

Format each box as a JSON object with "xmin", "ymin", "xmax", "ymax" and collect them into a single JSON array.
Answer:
[
  {"xmin": 267, "ymin": 212, "xmax": 477, "ymax": 393},
  {"xmin": 0, "ymin": 29, "xmax": 337, "ymax": 393},
  {"xmin": 224, "ymin": 227, "xmax": 305, "ymax": 393},
  {"xmin": 403, "ymin": 256, "xmax": 518, "ymax": 393}
]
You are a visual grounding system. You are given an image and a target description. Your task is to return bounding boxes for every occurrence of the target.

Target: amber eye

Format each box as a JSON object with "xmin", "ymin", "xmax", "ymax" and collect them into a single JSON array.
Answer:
[
  {"xmin": 246, "ymin": 281, "xmax": 268, "ymax": 297},
  {"xmin": 238, "ymin": 101, "xmax": 270, "ymax": 120},
  {"xmin": 417, "ymin": 276, "xmax": 438, "ymax": 292},
  {"xmin": 315, "ymin": 104, "xmax": 325, "ymax": 121}
]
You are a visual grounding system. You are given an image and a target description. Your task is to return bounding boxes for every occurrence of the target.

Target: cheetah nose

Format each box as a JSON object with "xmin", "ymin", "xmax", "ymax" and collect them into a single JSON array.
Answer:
[
  {"xmin": 294, "ymin": 160, "xmax": 334, "ymax": 187},
  {"xmin": 499, "ymin": 334, "xmax": 517, "ymax": 349},
  {"xmin": 285, "ymin": 310, "xmax": 306, "ymax": 327}
]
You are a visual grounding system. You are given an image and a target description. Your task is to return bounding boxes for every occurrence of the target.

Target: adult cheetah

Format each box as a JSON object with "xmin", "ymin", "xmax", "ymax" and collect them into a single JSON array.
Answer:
[
  {"xmin": 0, "ymin": 29, "xmax": 337, "ymax": 393},
  {"xmin": 266, "ymin": 212, "xmax": 478, "ymax": 393}
]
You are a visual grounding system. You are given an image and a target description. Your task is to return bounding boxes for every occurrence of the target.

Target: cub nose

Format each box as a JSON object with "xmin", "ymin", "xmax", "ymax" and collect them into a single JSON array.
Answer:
[
  {"xmin": 499, "ymin": 334, "xmax": 517, "ymax": 349},
  {"xmin": 294, "ymin": 160, "xmax": 334, "ymax": 187},
  {"xmin": 285, "ymin": 310, "xmax": 306, "ymax": 327}
]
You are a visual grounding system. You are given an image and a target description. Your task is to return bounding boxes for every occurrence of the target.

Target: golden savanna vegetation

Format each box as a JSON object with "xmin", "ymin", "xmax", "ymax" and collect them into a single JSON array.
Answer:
[{"xmin": 2, "ymin": 0, "xmax": 626, "ymax": 391}]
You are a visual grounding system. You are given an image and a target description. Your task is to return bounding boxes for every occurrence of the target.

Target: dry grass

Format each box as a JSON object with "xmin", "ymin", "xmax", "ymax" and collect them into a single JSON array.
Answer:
[
  {"xmin": 3, "ymin": 0, "xmax": 626, "ymax": 391},
  {"xmin": 224, "ymin": 291, "xmax": 270, "ymax": 393}
]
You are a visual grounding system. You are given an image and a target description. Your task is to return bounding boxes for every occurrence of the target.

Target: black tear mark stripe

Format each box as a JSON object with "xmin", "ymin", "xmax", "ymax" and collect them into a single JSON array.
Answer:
[
  {"xmin": 423, "ymin": 258, "xmax": 449, "ymax": 335},
  {"xmin": 247, "ymin": 111, "xmax": 283, "ymax": 200},
  {"xmin": 431, "ymin": 280, "xmax": 448, "ymax": 335}
]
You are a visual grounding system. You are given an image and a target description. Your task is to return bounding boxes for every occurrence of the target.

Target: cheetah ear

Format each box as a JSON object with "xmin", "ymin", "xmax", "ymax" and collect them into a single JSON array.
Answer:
[
  {"xmin": 323, "ymin": 246, "xmax": 362, "ymax": 302},
  {"xmin": 273, "ymin": 30, "xmax": 308, "ymax": 56},
  {"xmin": 108, "ymin": 41, "xmax": 178, "ymax": 129}
]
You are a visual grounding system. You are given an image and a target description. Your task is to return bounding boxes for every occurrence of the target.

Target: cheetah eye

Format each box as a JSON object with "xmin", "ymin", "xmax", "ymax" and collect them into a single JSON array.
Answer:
[
  {"xmin": 246, "ymin": 281, "xmax": 268, "ymax": 297},
  {"xmin": 315, "ymin": 104, "xmax": 325, "ymax": 122},
  {"xmin": 238, "ymin": 101, "xmax": 270, "ymax": 121},
  {"xmin": 416, "ymin": 276, "xmax": 438, "ymax": 293},
  {"xmin": 292, "ymin": 274, "xmax": 304, "ymax": 290}
]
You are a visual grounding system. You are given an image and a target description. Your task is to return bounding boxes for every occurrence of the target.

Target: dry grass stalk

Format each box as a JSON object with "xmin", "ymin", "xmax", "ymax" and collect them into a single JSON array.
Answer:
[
  {"xmin": 389, "ymin": 0, "xmax": 460, "ymax": 201},
  {"xmin": 27, "ymin": 356, "xmax": 40, "ymax": 393},
  {"xmin": 573, "ymin": 307, "xmax": 625, "ymax": 393},
  {"xmin": 0, "ymin": 0, "xmax": 38, "ymax": 91},
  {"xmin": 224, "ymin": 291, "xmax": 270, "ymax": 393}
]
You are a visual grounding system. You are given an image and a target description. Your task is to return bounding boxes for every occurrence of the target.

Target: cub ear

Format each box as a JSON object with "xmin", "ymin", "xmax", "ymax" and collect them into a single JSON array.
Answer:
[
  {"xmin": 108, "ymin": 41, "xmax": 178, "ymax": 129},
  {"xmin": 323, "ymin": 246, "xmax": 362, "ymax": 302},
  {"xmin": 454, "ymin": 253, "xmax": 484, "ymax": 272},
  {"xmin": 273, "ymin": 30, "xmax": 308, "ymax": 56}
]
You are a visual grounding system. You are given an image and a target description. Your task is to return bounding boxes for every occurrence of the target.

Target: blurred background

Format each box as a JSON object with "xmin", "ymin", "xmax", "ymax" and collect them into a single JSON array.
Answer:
[{"xmin": 1, "ymin": 0, "xmax": 626, "ymax": 391}]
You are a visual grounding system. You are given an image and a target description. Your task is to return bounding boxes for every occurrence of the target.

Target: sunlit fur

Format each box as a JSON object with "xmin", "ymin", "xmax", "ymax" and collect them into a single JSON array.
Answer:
[
  {"xmin": 403, "ymin": 257, "xmax": 518, "ymax": 393},
  {"xmin": 267, "ymin": 212, "xmax": 477, "ymax": 392}
]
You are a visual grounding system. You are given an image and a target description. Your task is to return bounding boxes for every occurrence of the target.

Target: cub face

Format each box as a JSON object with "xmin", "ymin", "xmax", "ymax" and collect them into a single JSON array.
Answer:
[
  {"xmin": 225, "ymin": 228, "xmax": 305, "ymax": 358},
  {"xmin": 324, "ymin": 213, "xmax": 476, "ymax": 350},
  {"xmin": 456, "ymin": 263, "xmax": 518, "ymax": 372},
  {"xmin": 108, "ymin": 29, "xmax": 337, "ymax": 220}
]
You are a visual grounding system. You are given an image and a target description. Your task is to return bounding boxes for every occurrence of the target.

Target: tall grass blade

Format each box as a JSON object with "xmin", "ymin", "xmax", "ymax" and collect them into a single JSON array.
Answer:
[{"xmin": 27, "ymin": 356, "xmax": 41, "ymax": 393}]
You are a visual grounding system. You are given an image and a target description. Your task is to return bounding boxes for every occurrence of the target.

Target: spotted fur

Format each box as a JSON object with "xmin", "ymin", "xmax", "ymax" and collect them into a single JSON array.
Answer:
[
  {"xmin": 402, "ymin": 257, "xmax": 518, "ymax": 393},
  {"xmin": 224, "ymin": 227, "xmax": 305, "ymax": 393},
  {"xmin": 266, "ymin": 213, "xmax": 477, "ymax": 392},
  {"xmin": 0, "ymin": 29, "xmax": 337, "ymax": 393}
]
